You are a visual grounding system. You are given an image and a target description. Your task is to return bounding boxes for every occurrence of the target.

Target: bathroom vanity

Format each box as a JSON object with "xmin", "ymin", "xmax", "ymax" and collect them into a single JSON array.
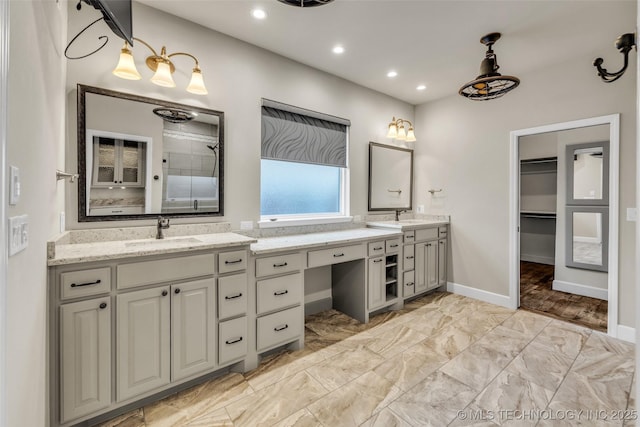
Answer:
[{"xmin": 47, "ymin": 220, "xmax": 448, "ymax": 426}]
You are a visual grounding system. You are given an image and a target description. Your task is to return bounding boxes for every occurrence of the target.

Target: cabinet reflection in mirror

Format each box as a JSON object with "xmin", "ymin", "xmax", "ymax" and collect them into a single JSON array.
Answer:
[
  {"xmin": 78, "ymin": 85, "xmax": 224, "ymax": 221},
  {"xmin": 566, "ymin": 207, "xmax": 608, "ymax": 272}
]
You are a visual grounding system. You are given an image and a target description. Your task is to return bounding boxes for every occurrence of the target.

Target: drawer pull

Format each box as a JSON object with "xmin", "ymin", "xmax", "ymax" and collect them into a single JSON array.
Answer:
[
  {"xmin": 225, "ymin": 337, "xmax": 243, "ymax": 345},
  {"xmin": 440, "ymin": 231, "xmax": 447, "ymax": 234},
  {"xmin": 274, "ymin": 290, "xmax": 289, "ymax": 296},
  {"xmin": 274, "ymin": 324, "xmax": 289, "ymax": 332},
  {"xmin": 373, "ymin": 246, "xmax": 383, "ymax": 251},
  {"xmin": 70, "ymin": 279, "xmax": 101, "ymax": 288},
  {"xmin": 427, "ymin": 243, "xmax": 432, "ymax": 247},
  {"xmin": 273, "ymin": 262, "xmax": 288, "ymax": 268},
  {"xmin": 406, "ymin": 256, "xmax": 414, "ymax": 259},
  {"xmin": 225, "ymin": 293, "xmax": 243, "ymax": 300},
  {"xmin": 225, "ymin": 259, "xmax": 243, "ymax": 265},
  {"xmin": 405, "ymin": 282, "xmax": 415, "ymax": 286},
  {"xmin": 406, "ymin": 235, "xmax": 415, "ymax": 238},
  {"xmin": 99, "ymin": 302, "xmax": 107, "ymax": 309},
  {"xmin": 333, "ymin": 253, "xmax": 345, "ymax": 258},
  {"xmin": 389, "ymin": 244, "xmax": 399, "ymax": 248},
  {"xmin": 373, "ymin": 259, "xmax": 383, "ymax": 263}
]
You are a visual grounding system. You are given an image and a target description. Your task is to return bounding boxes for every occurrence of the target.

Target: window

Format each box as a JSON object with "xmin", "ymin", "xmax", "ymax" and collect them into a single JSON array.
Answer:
[{"xmin": 260, "ymin": 99, "xmax": 350, "ymax": 223}]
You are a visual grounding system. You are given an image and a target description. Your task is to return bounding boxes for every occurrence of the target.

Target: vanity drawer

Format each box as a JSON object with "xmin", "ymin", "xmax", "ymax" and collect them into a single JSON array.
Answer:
[
  {"xmin": 438, "ymin": 226, "xmax": 448, "ymax": 238},
  {"xmin": 415, "ymin": 228, "xmax": 438, "ymax": 242},
  {"xmin": 403, "ymin": 270, "xmax": 415, "ymax": 297},
  {"xmin": 403, "ymin": 244, "xmax": 415, "ymax": 270},
  {"xmin": 403, "ymin": 231, "xmax": 416, "ymax": 243},
  {"xmin": 255, "ymin": 253, "xmax": 302, "ymax": 278},
  {"xmin": 89, "ymin": 206, "xmax": 144, "ymax": 216},
  {"xmin": 257, "ymin": 272, "xmax": 302, "ymax": 315},
  {"xmin": 368, "ymin": 241, "xmax": 385, "ymax": 257},
  {"xmin": 308, "ymin": 244, "xmax": 365, "ymax": 268},
  {"xmin": 218, "ymin": 250, "xmax": 247, "ymax": 274},
  {"xmin": 117, "ymin": 254, "xmax": 215, "ymax": 290},
  {"xmin": 60, "ymin": 267, "xmax": 111, "ymax": 300},
  {"xmin": 257, "ymin": 306, "xmax": 303, "ymax": 351},
  {"xmin": 218, "ymin": 274, "xmax": 247, "ymax": 320},
  {"xmin": 219, "ymin": 316, "xmax": 247, "ymax": 365},
  {"xmin": 385, "ymin": 238, "xmax": 401, "ymax": 253}
]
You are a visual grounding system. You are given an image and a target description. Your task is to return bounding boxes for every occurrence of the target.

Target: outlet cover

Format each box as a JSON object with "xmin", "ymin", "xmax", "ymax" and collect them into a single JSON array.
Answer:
[
  {"xmin": 627, "ymin": 208, "xmax": 637, "ymax": 222},
  {"xmin": 417, "ymin": 205, "xmax": 425, "ymax": 214},
  {"xmin": 8, "ymin": 214, "xmax": 28, "ymax": 256},
  {"xmin": 9, "ymin": 166, "xmax": 19, "ymax": 205},
  {"xmin": 59, "ymin": 211, "xmax": 66, "ymax": 233}
]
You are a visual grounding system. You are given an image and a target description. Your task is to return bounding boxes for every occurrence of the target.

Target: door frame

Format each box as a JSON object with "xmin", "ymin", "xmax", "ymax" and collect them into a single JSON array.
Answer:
[{"xmin": 508, "ymin": 114, "xmax": 620, "ymax": 337}]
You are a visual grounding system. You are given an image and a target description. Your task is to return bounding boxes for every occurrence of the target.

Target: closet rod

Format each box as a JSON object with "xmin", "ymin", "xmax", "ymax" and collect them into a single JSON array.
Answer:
[
  {"xmin": 520, "ymin": 157, "xmax": 558, "ymax": 165},
  {"xmin": 520, "ymin": 213, "xmax": 557, "ymax": 219}
]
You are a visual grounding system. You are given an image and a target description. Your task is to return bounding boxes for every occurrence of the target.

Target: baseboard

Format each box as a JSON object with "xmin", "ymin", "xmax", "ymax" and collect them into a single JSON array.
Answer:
[
  {"xmin": 304, "ymin": 297, "xmax": 332, "ymax": 316},
  {"xmin": 552, "ymin": 279, "xmax": 608, "ymax": 301},
  {"xmin": 616, "ymin": 325, "xmax": 636, "ymax": 343},
  {"xmin": 520, "ymin": 254, "xmax": 555, "ymax": 265},
  {"xmin": 447, "ymin": 281, "xmax": 511, "ymax": 309}
]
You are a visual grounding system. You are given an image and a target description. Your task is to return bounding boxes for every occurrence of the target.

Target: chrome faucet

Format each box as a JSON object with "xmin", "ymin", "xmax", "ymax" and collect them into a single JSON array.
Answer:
[
  {"xmin": 156, "ymin": 216, "xmax": 170, "ymax": 239},
  {"xmin": 395, "ymin": 209, "xmax": 406, "ymax": 221}
]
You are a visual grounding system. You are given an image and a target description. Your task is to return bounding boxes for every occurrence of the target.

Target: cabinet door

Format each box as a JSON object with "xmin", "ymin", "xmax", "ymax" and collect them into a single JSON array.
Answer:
[
  {"xmin": 438, "ymin": 239, "xmax": 447, "ymax": 286},
  {"xmin": 415, "ymin": 243, "xmax": 427, "ymax": 293},
  {"xmin": 404, "ymin": 244, "xmax": 415, "ymax": 270},
  {"xmin": 92, "ymin": 137, "xmax": 117, "ymax": 186},
  {"xmin": 120, "ymin": 140, "xmax": 144, "ymax": 186},
  {"xmin": 117, "ymin": 287, "xmax": 170, "ymax": 401},
  {"xmin": 171, "ymin": 279, "xmax": 216, "ymax": 381},
  {"xmin": 60, "ymin": 297, "xmax": 111, "ymax": 423},
  {"xmin": 426, "ymin": 241, "xmax": 439, "ymax": 290},
  {"xmin": 368, "ymin": 257, "xmax": 385, "ymax": 310}
]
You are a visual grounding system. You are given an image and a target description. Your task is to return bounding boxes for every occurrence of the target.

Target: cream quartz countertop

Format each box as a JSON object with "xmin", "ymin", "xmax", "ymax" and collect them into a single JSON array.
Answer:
[
  {"xmin": 48, "ymin": 232, "xmax": 257, "ymax": 266},
  {"xmin": 366, "ymin": 219, "xmax": 449, "ymax": 231},
  {"xmin": 250, "ymin": 228, "xmax": 402, "ymax": 255}
]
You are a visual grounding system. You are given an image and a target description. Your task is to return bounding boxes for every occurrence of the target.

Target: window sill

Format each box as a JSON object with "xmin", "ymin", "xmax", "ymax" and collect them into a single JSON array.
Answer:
[{"xmin": 258, "ymin": 216, "xmax": 354, "ymax": 229}]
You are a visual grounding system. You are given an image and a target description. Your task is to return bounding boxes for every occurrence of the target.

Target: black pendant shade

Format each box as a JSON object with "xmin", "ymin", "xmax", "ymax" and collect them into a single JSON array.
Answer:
[
  {"xmin": 277, "ymin": 0, "xmax": 335, "ymax": 7},
  {"xmin": 459, "ymin": 33, "xmax": 520, "ymax": 101}
]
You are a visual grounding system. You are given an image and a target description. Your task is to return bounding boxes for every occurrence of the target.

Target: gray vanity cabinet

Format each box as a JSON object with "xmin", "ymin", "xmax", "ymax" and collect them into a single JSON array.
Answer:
[
  {"xmin": 400, "ymin": 224, "xmax": 448, "ymax": 299},
  {"xmin": 367, "ymin": 238, "xmax": 400, "ymax": 312},
  {"xmin": 367, "ymin": 256, "xmax": 386, "ymax": 310},
  {"xmin": 116, "ymin": 286, "xmax": 171, "ymax": 401},
  {"xmin": 60, "ymin": 297, "xmax": 111, "ymax": 423},
  {"xmin": 415, "ymin": 241, "xmax": 438, "ymax": 293}
]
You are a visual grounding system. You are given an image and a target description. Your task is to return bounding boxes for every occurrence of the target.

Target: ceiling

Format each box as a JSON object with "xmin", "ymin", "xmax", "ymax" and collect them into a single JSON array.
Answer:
[{"xmin": 138, "ymin": 0, "xmax": 634, "ymax": 105}]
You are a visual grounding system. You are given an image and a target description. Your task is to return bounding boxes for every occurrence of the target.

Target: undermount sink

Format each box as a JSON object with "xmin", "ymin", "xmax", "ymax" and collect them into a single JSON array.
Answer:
[{"xmin": 125, "ymin": 237, "xmax": 203, "ymax": 247}]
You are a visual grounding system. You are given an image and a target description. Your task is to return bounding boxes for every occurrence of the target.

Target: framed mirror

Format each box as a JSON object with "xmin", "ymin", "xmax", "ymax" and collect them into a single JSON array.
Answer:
[
  {"xmin": 566, "ymin": 141, "xmax": 609, "ymax": 206},
  {"xmin": 566, "ymin": 206, "xmax": 608, "ymax": 272},
  {"xmin": 77, "ymin": 85, "xmax": 224, "ymax": 221},
  {"xmin": 368, "ymin": 142, "xmax": 413, "ymax": 211}
]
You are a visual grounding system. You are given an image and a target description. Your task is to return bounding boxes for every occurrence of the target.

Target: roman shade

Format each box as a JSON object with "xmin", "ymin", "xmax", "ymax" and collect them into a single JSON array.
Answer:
[{"xmin": 261, "ymin": 99, "xmax": 350, "ymax": 168}]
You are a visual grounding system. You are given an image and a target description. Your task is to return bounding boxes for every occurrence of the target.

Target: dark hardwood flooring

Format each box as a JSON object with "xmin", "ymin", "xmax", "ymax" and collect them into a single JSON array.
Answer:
[{"xmin": 520, "ymin": 261, "xmax": 607, "ymax": 332}]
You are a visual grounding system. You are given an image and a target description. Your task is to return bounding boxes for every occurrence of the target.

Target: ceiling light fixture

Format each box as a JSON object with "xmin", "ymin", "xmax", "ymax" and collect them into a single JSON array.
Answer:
[
  {"xmin": 593, "ymin": 32, "xmax": 636, "ymax": 83},
  {"xmin": 386, "ymin": 117, "xmax": 416, "ymax": 142},
  {"xmin": 459, "ymin": 32, "xmax": 520, "ymax": 101},
  {"xmin": 387, "ymin": 70, "xmax": 398, "ymax": 78},
  {"xmin": 251, "ymin": 9, "xmax": 267, "ymax": 19},
  {"xmin": 416, "ymin": 85, "xmax": 427, "ymax": 91},
  {"xmin": 112, "ymin": 38, "xmax": 208, "ymax": 95},
  {"xmin": 332, "ymin": 45, "xmax": 345, "ymax": 54},
  {"xmin": 277, "ymin": 0, "xmax": 335, "ymax": 7}
]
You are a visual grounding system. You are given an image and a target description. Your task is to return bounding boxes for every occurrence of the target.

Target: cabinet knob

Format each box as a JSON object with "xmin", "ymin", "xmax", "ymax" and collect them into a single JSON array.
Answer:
[
  {"xmin": 174, "ymin": 288, "xmax": 181, "ymax": 294},
  {"xmin": 162, "ymin": 290, "xmax": 168, "ymax": 297},
  {"xmin": 99, "ymin": 302, "xmax": 107, "ymax": 309}
]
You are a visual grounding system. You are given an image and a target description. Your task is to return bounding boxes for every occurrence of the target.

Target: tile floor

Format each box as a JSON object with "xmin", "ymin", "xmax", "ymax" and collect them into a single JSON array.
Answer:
[{"xmin": 98, "ymin": 292, "xmax": 636, "ymax": 427}]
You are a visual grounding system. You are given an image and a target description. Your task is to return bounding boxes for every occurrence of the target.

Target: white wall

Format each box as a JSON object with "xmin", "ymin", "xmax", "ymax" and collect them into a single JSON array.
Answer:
[
  {"xmin": 414, "ymin": 2, "xmax": 636, "ymax": 328},
  {"xmin": 65, "ymin": 2, "xmax": 414, "ymax": 229},
  {"xmin": 7, "ymin": 1, "xmax": 67, "ymax": 426}
]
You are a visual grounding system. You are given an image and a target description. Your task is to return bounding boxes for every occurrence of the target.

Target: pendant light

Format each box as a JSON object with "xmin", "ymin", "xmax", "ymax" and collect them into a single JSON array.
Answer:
[{"xmin": 459, "ymin": 32, "xmax": 520, "ymax": 101}]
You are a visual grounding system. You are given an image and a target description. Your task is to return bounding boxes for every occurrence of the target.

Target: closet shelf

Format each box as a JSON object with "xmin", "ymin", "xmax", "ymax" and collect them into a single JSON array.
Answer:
[{"xmin": 520, "ymin": 211, "xmax": 557, "ymax": 219}]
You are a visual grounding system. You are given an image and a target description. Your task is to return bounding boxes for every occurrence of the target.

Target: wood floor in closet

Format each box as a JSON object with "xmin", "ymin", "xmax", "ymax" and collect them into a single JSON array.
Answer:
[{"xmin": 520, "ymin": 261, "xmax": 607, "ymax": 332}]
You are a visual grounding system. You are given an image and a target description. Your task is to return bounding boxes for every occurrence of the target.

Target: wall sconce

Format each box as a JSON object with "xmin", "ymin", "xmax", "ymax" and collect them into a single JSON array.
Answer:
[
  {"xmin": 113, "ymin": 38, "xmax": 208, "ymax": 95},
  {"xmin": 386, "ymin": 117, "xmax": 416, "ymax": 142},
  {"xmin": 593, "ymin": 33, "xmax": 636, "ymax": 83}
]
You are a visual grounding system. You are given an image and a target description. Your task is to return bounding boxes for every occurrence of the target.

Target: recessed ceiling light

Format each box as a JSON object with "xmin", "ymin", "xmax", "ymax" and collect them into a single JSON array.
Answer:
[
  {"xmin": 387, "ymin": 70, "xmax": 398, "ymax": 78},
  {"xmin": 251, "ymin": 9, "xmax": 267, "ymax": 19},
  {"xmin": 332, "ymin": 45, "xmax": 345, "ymax": 54},
  {"xmin": 416, "ymin": 85, "xmax": 427, "ymax": 91}
]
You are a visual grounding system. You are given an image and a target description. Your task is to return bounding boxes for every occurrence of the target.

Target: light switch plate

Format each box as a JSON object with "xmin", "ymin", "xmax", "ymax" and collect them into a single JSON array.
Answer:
[
  {"xmin": 8, "ymin": 214, "xmax": 28, "ymax": 256},
  {"xmin": 9, "ymin": 165, "xmax": 19, "ymax": 205},
  {"xmin": 627, "ymin": 207, "xmax": 637, "ymax": 222}
]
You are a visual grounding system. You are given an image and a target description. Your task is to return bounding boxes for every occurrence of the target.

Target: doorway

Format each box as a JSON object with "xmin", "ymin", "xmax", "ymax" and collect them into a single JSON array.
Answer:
[{"xmin": 509, "ymin": 115, "xmax": 620, "ymax": 336}]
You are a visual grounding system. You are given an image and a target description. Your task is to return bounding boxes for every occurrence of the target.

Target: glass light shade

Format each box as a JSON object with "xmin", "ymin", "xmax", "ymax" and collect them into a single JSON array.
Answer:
[
  {"xmin": 151, "ymin": 61, "xmax": 176, "ymax": 88},
  {"xmin": 386, "ymin": 123, "xmax": 398, "ymax": 139},
  {"xmin": 397, "ymin": 125, "xmax": 407, "ymax": 140},
  {"xmin": 186, "ymin": 68, "xmax": 208, "ymax": 95},
  {"xmin": 112, "ymin": 45, "xmax": 141, "ymax": 80},
  {"xmin": 406, "ymin": 128, "xmax": 416, "ymax": 142}
]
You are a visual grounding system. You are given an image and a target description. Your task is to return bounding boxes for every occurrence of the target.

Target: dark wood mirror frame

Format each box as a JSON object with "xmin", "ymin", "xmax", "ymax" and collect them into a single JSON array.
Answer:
[{"xmin": 77, "ymin": 84, "xmax": 224, "ymax": 222}]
